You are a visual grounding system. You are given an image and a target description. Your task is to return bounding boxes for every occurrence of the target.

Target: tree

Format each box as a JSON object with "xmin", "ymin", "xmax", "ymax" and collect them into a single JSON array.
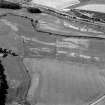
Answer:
[{"xmin": 0, "ymin": 60, "xmax": 9, "ymax": 105}]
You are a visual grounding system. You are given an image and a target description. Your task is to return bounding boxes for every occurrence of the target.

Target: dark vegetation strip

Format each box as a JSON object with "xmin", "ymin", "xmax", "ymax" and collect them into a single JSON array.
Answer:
[
  {"xmin": 0, "ymin": 1, "xmax": 22, "ymax": 9},
  {"xmin": 27, "ymin": 7, "xmax": 42, "ymax": 13},
  {"xmin": 0, "ymin": 60, "xmax": 9, "ymax": 105},
  {"xmin": 0, "ymin": 48, "xmax": 18, "ymax": 58}
]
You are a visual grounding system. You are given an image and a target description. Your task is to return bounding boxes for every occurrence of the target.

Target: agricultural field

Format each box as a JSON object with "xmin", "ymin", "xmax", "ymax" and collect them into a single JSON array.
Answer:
[{"xmin": 0, "ymin": 1, "xmax": 105, "ymax": 105}]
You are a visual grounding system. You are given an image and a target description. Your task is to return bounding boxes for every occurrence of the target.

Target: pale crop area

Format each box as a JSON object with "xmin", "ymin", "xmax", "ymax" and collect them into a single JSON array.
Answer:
[
  {"xmin": 76, "ymin": 4, "xmax": 105, "ymax": 13},
  {"xmin": 31, "ymin": 0, "xmax": 80, "ymax": 9}
]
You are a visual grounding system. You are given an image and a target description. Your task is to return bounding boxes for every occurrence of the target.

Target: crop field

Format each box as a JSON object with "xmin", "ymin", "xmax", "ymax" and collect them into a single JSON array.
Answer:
[{"xmin": 0, "ymin": 1, "xmax": 105, "ymax": 105}]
